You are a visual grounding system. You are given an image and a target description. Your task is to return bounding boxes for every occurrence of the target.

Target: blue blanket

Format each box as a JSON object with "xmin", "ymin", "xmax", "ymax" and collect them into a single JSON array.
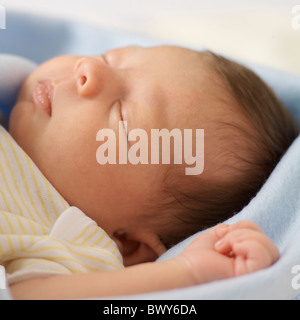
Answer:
[{"xmin": 1, "ymin": 10, "xmax": 300, "ymax": 300}]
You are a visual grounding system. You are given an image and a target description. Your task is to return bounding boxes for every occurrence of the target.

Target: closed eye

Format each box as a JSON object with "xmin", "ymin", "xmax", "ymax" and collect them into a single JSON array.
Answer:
[
  {"xmin": 101, "ymin": 54, "xmax": 109, "ymax": 65},
  {"xmin": 116, "ymin": 100, "xmax": 128, "ymax": 137},
  {"xmin": 117, "ymin": 100, "xmax": 123, "ymax": 121}
]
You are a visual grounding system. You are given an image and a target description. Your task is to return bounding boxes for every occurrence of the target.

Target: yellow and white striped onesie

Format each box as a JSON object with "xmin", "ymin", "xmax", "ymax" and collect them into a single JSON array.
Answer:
[{"xmin": 0, "ymin": 126, "xmax": 123, "ymax": 285}]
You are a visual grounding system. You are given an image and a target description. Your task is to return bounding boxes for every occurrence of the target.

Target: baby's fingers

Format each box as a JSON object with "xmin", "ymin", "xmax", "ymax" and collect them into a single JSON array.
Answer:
[
  {"xmin": 214, "ymin": 229, "xmax": 279, "ymax": 276},
  {"xmin": 226, "ymin": 220, "xmax": 263, "ymax": 233},
  {"xmin": 213, "ymin": 220, "xmax": 263, "ymax": 242}
]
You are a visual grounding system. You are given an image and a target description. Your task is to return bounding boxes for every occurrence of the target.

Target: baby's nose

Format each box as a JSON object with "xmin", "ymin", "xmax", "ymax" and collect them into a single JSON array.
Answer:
[{"xmin": 73, "ymin": 56, "xmax": 109, "ymax": 97}]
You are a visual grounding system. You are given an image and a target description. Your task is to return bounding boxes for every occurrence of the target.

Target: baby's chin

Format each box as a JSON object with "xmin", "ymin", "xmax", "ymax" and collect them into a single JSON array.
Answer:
[
  {"xmin": 16, "ymin": 75, "xmax": 34, "ymax": 104},
  {"xmin": 9, "ymin": 75, "xmax": 36, "ymax": 133},
  {"xmin": 9, "ymin": 101, "xmax": 26, "ymax": 138},
  {"xmin": 9, "ymin": 98, "xmax": 34, "ymax": 146}
]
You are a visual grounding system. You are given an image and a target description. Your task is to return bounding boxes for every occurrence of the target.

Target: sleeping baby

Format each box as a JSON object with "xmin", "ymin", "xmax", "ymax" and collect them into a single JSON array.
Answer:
[{"xmin": 0, "ymin": 45, "xmax": 298, "ymax": 299}]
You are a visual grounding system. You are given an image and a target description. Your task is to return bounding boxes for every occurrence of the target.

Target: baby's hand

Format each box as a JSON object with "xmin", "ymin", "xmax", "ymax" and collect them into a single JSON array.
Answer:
[{"xmin": 176, "ymin": 220, "xmax": 279, "ymax": 285}]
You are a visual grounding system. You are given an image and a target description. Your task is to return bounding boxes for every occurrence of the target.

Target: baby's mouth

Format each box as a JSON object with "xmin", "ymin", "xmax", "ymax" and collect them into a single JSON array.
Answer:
[{"xmin": 32, "ymin": 80, "xmax": 53, "ymax": 116}]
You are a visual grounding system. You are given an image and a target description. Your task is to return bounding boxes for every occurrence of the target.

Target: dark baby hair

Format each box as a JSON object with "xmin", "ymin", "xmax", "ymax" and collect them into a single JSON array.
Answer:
[{"xmin": 149, "ymin": 52, "xmax": 299, "ymax": 249}]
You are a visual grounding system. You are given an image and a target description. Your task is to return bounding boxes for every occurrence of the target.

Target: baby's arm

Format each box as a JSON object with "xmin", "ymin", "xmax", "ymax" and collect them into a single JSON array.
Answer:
[{"xmin": 10, "ymin": 220, "xmax": 279, "ymax": 300}]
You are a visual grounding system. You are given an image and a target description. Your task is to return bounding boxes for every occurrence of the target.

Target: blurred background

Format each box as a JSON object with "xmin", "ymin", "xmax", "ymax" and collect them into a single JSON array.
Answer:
[{"xmin": 1, "ymin": 0, "xmax": 300, "ymax": 75}]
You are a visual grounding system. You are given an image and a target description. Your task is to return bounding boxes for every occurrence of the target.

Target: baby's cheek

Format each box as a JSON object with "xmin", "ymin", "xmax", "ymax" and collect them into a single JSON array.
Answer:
[{"xmin": 9, "ymin": 102, "xmax": 34, "ymax": 145}]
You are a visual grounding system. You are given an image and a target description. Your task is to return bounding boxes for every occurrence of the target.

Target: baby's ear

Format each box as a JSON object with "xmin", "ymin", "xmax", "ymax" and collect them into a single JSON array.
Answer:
[{"xmin": 113, "ymin": 230, "xmax": 166, "ymax": 267}]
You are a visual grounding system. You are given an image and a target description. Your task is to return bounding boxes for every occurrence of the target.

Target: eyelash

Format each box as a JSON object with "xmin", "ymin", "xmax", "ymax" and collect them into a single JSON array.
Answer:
[
  {"xmin": 117, "ymin": 100, "xmax": 124, "ymax": 121},
  {"xmin": 117, "ymin": 99, "xmax": 128, "ymax": 136},
  {"xmin": 102, "ymin": 54, "xmax": 109, "ymax": 65}
]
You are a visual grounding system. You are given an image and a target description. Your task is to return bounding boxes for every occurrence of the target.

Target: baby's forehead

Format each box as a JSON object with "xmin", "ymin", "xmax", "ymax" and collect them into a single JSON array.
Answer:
[{"xmin": 165, "ymin": 69, "xmax": 234, "ymax": 131}]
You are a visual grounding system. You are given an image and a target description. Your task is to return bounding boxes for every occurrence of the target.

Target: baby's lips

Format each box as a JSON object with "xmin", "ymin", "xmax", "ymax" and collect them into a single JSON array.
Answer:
[{"xmin": 32, "ymin": 80, "xmax": 53, "ymax": 116}]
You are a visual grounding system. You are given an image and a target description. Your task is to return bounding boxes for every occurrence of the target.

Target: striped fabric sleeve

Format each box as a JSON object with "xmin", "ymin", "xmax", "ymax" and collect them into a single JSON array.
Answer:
[
  {"xmin": 0, "ymin": 126, "xmax": 68, "ymax": 227},
  {"xmin": 0, "ymin": 126, "xmax": 123, "ymax": 284},
  {"xmin": 2, "ymin": 207, "xmax": 123, "ymax": 284}
]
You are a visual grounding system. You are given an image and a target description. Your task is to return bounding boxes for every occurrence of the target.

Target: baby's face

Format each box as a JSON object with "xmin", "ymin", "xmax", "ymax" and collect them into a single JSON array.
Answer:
[{"xmin": 9, "ymin": 46, "xmax": 221, "ymax": 237}]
